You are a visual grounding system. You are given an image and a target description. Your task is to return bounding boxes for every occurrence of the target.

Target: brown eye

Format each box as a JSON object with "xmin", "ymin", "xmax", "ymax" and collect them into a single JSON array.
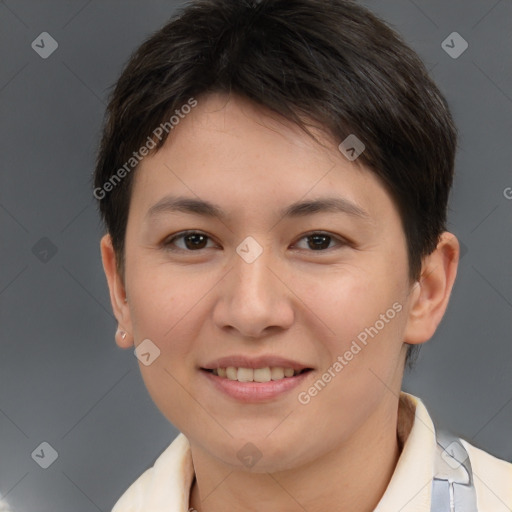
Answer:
[
  {"xmin": 164, "ymin": 231, "xmax": 214, "ymax": 251},
  {"xmin": 294, "ymin": 232, "xmax": 345, "ymax": 251},
  {"xmin": 306, "ymin": 234, "xmax": 332, "ymax": 250}
]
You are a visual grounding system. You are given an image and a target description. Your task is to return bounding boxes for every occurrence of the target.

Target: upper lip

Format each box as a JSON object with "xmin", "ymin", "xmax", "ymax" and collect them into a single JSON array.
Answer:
[{"xmin": 201, "ymin": 355, "xmax": 312, "ymax": 371}]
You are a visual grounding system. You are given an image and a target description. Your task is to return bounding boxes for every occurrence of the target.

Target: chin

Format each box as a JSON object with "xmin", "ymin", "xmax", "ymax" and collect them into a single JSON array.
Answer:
[{"xmin": 206, "ymin": 434, "xmax": 311, "ymax": 474}]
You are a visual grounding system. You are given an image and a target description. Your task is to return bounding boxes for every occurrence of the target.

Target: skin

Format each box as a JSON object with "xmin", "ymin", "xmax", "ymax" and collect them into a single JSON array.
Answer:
[{"xmin": 100, "ymin": 92, "xmax": 459, "ymax": 512}]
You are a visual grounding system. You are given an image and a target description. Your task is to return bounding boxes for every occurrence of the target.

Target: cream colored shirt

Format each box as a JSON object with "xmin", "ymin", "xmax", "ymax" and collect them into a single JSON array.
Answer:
[{"xmin": 112, "ymin": 393, "xmax": 512, "ymax": 511}]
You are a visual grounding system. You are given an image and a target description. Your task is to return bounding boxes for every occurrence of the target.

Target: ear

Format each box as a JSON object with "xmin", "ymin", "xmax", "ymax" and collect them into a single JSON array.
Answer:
[
  {"xmin": 403, "ymin": 232, "xmax": 459, "ymax": 345},
  {"xmin": 100, "ymin": 233, "xmax": 133, "ymax": 348}
]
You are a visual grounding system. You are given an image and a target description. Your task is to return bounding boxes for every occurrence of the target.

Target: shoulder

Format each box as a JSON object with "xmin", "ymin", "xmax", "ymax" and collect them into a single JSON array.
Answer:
[{"xmin": 460, "ymin": 438, "xmax": 512, "ymax": 511}]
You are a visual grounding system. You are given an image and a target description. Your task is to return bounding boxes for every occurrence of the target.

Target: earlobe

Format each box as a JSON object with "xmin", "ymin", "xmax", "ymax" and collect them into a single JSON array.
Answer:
[
  {"xmin": 403, "ymin": 232, "xmax": 459, "ymax": 345},
  {"xmin": 115, "ymin": 328, "xmax": 133, "ymax": 349},
  {"xmin": 100, "ymin": 234, "xmax": 133, "ymax": 348}
]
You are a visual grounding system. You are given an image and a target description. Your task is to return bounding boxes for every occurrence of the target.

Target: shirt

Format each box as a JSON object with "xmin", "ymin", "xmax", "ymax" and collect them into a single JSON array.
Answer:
[{"xmin": 111, "ymin": 392, "xmax": 512, "ymax": 511}]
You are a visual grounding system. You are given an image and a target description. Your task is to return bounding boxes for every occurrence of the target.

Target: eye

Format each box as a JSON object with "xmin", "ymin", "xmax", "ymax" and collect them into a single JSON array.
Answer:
[
  {"xmin": 293, "ymin": 231, "xmax": 347, "ymax": 251},
  {"xmin": 163, "ymin": 230, "xmax": 217, "ymax": 251},
  {"xmin": 162, "ymin": 230, "xmax": 348, "ymax": 253}
]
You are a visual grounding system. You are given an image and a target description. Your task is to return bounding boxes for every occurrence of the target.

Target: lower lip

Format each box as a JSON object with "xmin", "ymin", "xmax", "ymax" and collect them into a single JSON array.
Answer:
[{"xmin": 201, "ymin": 369, "xmax": 312, "ymax": 402}]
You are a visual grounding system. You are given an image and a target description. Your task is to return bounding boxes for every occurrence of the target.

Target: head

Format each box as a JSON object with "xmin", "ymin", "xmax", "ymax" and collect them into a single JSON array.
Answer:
[{"xmin": 95, "ymin": 0, "xmax": 459, "ymax": 472}]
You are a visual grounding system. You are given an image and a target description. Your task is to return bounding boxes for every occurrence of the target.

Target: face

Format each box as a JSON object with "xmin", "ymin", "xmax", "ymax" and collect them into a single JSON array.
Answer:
[{"xmin": 104, "ymin": 93, "xmax": 423, "ymax": 472}]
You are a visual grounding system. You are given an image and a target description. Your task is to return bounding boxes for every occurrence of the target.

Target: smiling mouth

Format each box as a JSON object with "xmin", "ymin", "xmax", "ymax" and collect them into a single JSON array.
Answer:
[{"xmin": 201, "ymin": 367, "xmax": 312, "ymax": 383}]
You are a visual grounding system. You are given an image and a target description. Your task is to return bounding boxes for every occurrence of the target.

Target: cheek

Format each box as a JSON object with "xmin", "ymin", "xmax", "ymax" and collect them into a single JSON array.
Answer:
[
  {"xmin": 297, "ymin": 266, "xmax": 387, "ymax": 336},
  {"xmin": 300, "ymin": 263, "xmax": 407, "ymax": 371},
  {"xmin": 127, "ymin": 269, "xmax": 210, "ymax": 429},
  {"xmin": 292, "ymin": 274, "xmax": 406, "ymax": 447},
  {"xmin": 127, "ymin": 266, "xmax": 209, "ymax": 363}
]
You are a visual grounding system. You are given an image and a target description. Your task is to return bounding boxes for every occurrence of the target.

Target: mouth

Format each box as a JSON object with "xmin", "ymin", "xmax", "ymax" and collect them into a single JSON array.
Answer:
[
  {"xmin": 199, "ymin": 356, "xmax": 314, "ymax": 402},
  {"xmin": 201, "ymin": 366, "xmax": 313, "ymax": 383}
]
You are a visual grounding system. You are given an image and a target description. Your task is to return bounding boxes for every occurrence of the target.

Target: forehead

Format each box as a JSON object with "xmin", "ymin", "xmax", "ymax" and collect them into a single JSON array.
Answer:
[{"xmin": 129, "ymin": 93, "xmax": 397, "ymax": 226}]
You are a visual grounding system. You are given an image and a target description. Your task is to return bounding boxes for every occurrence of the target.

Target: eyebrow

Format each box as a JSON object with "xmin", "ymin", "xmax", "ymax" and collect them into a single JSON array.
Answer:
[{"xmin": 145, "ymin": 195, "xmax": 370, "ymax": 222}]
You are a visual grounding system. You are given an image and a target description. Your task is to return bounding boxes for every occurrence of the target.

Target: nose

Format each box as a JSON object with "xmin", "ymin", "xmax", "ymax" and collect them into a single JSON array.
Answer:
[{"xmin": 212, "ymin": 243, "xmax": 295, "ymax": 339}]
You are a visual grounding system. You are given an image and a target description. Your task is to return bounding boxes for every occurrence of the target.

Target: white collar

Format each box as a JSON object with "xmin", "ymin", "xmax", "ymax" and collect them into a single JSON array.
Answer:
[{"xmin": 374, "ymin": 392, "xmax": 436, "ymax": 511}]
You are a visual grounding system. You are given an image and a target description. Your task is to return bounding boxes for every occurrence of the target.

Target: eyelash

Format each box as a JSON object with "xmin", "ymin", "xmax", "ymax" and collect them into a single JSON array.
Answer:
[{"xmin": 162, "ymin": 230, "xmax": 349, "ymax": 253}]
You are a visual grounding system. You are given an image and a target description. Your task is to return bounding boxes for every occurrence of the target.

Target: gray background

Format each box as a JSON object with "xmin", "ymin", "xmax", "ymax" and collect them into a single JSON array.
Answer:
[{"xmin": 0, "ymin": 0, "xmax": 511, "ymax": 510}]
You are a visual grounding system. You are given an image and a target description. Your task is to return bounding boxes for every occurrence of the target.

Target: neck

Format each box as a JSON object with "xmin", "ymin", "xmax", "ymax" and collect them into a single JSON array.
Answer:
[{"xmin": 189, "ymin": 393, "xmax": 403, "ymax": 512}]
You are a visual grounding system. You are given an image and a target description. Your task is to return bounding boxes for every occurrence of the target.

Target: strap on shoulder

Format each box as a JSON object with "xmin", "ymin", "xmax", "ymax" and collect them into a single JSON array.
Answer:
[{"xmin": 431, "ymin": 429, "xmax": 478, "ymax": 512}]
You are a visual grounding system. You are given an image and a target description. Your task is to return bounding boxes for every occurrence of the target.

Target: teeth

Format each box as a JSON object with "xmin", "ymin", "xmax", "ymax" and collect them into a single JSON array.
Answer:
[
  {"xmin": 270, "ymin": 367, "xmax": 284, "ymax": 380},
  {"xmin": 254, "ymin": 367, "xmax": 271, "ymax": 382},
  {"xmin": 212, "ymin": 366, "xmax": 301, "ymax": 382},
  {"xmin": 284, "ymin": 368, "xmax": 294, "ymax": 377},
  {"xmin": 237, "ymin": 367, "xmax": 253, "ymax": 382},
  {"xmin": 226, "ymin": 367, "xmax": 237, "ymax": 380}
]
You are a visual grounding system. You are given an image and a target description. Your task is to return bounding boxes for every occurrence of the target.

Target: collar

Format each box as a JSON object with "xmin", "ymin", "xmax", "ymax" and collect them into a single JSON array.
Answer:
[
  {"xmin": 112, "ymin": 392, "xmax": 437, "ymax": 511},
  {"xmin": 373, "ymin": 392, "xmax": 436, "ymax": 511}
]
